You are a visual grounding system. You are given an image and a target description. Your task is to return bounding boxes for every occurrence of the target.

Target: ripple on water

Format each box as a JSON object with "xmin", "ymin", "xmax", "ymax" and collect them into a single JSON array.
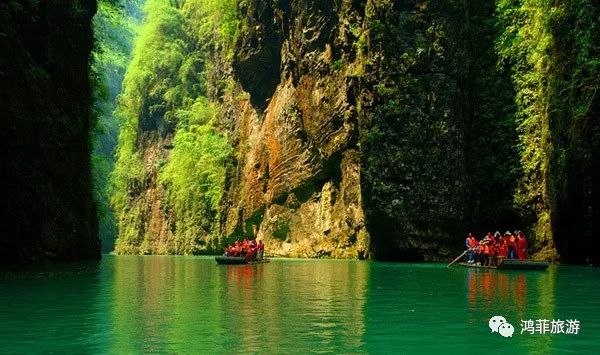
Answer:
[{"xmin": 1, "ymin": 257, "xmax": 599, "ymax": 353}]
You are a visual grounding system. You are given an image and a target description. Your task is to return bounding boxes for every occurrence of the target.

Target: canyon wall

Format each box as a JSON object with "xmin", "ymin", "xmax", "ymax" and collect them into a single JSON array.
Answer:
[
  {"xmin": 0, "ymin": 0, "xmax": 100, "ymax": 264},
  {"xmin": 219, "ymin": 0, "xmax": 369, "ymax": 258},
  {"xmin": 112, "ymin": 0, "xmax": 600, "ymax": 263},
  {"xmin": 3, "ymin": 0, "xmax": 596, "ymax": 263}
]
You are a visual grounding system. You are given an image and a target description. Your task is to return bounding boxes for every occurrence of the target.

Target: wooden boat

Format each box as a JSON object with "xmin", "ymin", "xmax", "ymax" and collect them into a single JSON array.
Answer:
[
  {"xmin": 459, "ymin": 262, "xmax": 497, "ymax": 269},
  {"xmin": 215, "ymin": 256, "xmax": 270, "ymax": 265},
  {"xmin": 459, "ymin": 259, "xmax": 549, "ymax": 270}
]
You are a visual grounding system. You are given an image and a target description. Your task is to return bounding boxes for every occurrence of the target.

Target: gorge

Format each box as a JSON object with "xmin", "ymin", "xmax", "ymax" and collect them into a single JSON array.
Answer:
[{"xmin": 1, "ymin": 0, "xmax": 599, "ymax": 265}]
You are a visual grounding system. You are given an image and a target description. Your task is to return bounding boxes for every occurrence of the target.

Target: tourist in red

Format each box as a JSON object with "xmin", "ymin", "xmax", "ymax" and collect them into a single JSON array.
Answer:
[
  {"xmin": 480, "ymin": 233, "xmax": 494, "ymax": 266},
  {"xmin": 472, "ymin": 238, "xmax": 482, "ymax": 265},
  {"xmin": 506, "ymin": 231, "xmax": 517, "ymax": 259},
  {"xmin": 244, "ymin": 241, "xmax": 255, "ymax": 262},
  {"xmin": 488, "ymin": 234, "xmax": 497, "ymax": 267},
  {"xmin": 233, "ymin": 240, "xmax": 242, "ymax": 257},
  {"xmin": 497, "ymin": 236, "xmax": 507, "ymax": 265},
  {"xmin": 484, "ymin": 231, "xmax": 493, "ymax": 241},
  {"xmin": 517, "ymin": 231, "xmax": 528, "ymax": 260},
  {"xmin": 482, "ymin": 240, "xmax": 491, "ymax": 266},
  {"xmin": 225, "ymin": 245, "xmax": 233, "ymax": 257}
]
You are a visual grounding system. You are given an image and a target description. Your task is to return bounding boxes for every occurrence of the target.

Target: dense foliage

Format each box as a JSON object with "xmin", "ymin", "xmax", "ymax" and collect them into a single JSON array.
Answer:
[
  {"xmin": 465, "ymin": 0, "xmax": 521, "ymax": 230},
  {"xmin": 497, "ymin": 0, "xmax": 600, "ymax": 261},
  {"xmin": 106, "ymin": 0, "xmax": 598, "ymax": 262},
  {"xmin": 358, "ymin": 0, "xmax": 472, "ymax": 260},
  {"xmin": 358, "ymin": 0, "xmax": 598, "ymax": 261},
  {"xmin": 110, "ymin": 0, "xmax": 237, "ymax": 254},
  {"xmin": 92, "ymin": 0, "xmax": 142, "ymax": 252}
]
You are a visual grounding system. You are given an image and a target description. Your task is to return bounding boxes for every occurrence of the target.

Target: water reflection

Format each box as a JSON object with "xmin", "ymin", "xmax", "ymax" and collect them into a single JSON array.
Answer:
[
  {"xmin": 465, "ymin": 269, "xmax": 556, "ymax": 317},
  {"xmin": 1, "ymin": 258, "xmax": 599, "ymax": 353},
  {"xmin": 219, "ymin": 260, "xmax": 368, "ymax": 353},
  {"xmin": 466, "ymin": 270, "xmax": 528, "ymax": 314},
  {"xmin": 465, "ymin": 268, "xmax": 557, "ymax": 353},
  {"xmin": 110, "ymin": 257, "xmax": 367, "ymax": 353}
]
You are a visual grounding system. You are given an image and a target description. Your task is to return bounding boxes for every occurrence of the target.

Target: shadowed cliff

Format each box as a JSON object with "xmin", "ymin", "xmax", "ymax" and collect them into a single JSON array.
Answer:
[{"xmin": 0, "ymin": 0, "xmax": 100, "ymax": 264}]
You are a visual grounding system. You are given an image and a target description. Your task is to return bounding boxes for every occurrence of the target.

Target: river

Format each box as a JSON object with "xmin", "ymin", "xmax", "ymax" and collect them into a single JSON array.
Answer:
[{"xmin": 1, "ymin": 256, "xmax": 599, "ymax": 353}]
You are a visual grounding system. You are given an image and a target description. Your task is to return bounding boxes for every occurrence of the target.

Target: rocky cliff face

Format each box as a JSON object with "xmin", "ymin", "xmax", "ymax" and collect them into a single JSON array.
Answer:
[
  {"xmin": 112, "ymin": 0, "xmax": 599, "ymax": 263},
  {"xmin": 0, "ymin": 0, "xmax": 100, "ymax": 264},
  {"xmin": 220, "ymin": 0, "xmax": 494, "ymax": 260},
  {"xmin": 356, "ymin": 1, "xmax": 471, "ymax": 260},
  {"xmin": 220, "ymin": 0, "xmax": 369, "ymax": 258},
  {"xmin": 209, "ymin": 0, "xmax": 519, "ymax": 260}
]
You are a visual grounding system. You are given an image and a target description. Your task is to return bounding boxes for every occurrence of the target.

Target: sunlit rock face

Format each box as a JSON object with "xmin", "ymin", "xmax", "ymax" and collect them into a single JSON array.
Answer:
[
  {"xmin": 221, "ymin": 0, "xmax": 369, "ymax": 258},
  {"xmin": 111, "ymin": 0, "xmax": 598, "ymax": 262},
  {"xmin": 222, "ymin": 0, "xmax": 470, "ymax": 260},
  {"xmin": 0, "ymin": 0, "xmax": 100, "ymax": 264}
]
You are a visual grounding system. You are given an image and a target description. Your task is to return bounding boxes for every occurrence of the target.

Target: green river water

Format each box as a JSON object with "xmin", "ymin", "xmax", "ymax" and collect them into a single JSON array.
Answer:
[{"xmin": 1, "ymin": 256, "xmax": 599, "ymax": 354}]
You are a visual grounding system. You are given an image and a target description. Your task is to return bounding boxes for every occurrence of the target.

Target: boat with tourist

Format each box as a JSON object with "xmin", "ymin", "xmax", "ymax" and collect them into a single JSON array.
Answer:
[
  {"xmin": 215, "ymin": 238, "xmax": 268, "ymax": 265},
  {"xmin": 447, "ymin": 230, "xmax": 549, "ymax": 270}
]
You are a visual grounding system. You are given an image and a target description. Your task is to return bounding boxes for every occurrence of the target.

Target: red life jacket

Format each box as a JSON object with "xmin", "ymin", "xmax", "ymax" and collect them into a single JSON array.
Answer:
[
  {"xmin": 507, "ymin": 236, "xmax": 516, "ymax": 247},
  {"xmin": 467, "ymin": 237, "xmax": 477, "ymax": 248},
  {"xmin": 498, "ymin": 244, "xmax": 507, "ymax": 257}
]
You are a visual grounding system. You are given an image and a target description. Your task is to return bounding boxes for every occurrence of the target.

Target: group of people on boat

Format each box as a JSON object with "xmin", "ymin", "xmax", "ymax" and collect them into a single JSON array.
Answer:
[
  {"xmin": 465, "ymin": 230, "xmax": 527, "ymax": 266},
  {"xmin": 224, "ymin": 239, "xmax": 265, "ymax": 262}
]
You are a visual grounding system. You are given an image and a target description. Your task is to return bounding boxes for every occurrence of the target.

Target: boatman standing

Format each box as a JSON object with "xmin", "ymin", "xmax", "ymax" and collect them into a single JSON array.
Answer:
[
  {"xmin": 257, "ymin": 240, "xmax": 265, "ymax": 260},
  {"xmin": 466, "ymin": 233, "xmax": 477, "ymax": 264}
]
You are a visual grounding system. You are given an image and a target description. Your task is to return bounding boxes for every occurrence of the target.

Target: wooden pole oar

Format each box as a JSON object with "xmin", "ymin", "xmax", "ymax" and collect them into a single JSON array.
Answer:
[
  {"xmin": 447, "ymin": 239, "xmax": 491, "ymax": 268},
  {"xmin": 447, "ymin": 248, "xmax": 470, "ymax": 267}
]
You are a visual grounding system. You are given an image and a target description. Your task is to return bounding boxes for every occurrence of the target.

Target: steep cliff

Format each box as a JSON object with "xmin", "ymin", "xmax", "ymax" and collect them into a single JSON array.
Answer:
[
  {"xmin": 220, "ymin": 0, "xmax": 369, "ymax": 258},
  {"xmin": 111, "ymin": 0, "xmax": 599, "ymax": 263},
  {"xmin": 92, "ymin": 0, "xmax": 143, "ymax": 253},
  {"xmin": 222, "ymin": 0, "xmax": 600, "ymax": 262},
  {"xmin": 110, "ymin": 0, "xmax": 235, "ymax": 254},
  {"xmin": 0, "ymin": 0, "xmax": 100, "ymax": 264},
  {"xmin": 355, "ymin": 1, "xmax": 471, "ymax": 260},
  {"xmin": 111, "ymin": 0, "xmax": 368, "ymax": 257},
  {"xmin": 497, "ymin": 0, "xmax": 600, "ymax": 263},
  {"xmin": 221, "ymin": 0, "xmax": 516, "ymax": 260}
]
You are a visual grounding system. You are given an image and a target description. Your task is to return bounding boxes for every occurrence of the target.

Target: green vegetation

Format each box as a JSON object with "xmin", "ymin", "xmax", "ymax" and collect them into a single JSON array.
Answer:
[
  {"xmin": 497, "ymin": 0, "xmax": 556, "ymax": 251},
  {"xmin": 358, "ymin": 0, "xmax": 472, "ymax": 260},
  {"xmin": 158, "ymin": 109, "xmax": 232, "ymax": 252},
  {"xmin": 110, "ymin": 0, "xmax": 238, "ymax": 254},
  {"xmin": 357, "ymin": 0, "xmax": 598, "ymax": 261},
  {"xmin": 92, "ymin": 0, "xmax": 143, "ymax": 252},
  {"xmin": 497, "ymin": 0, "xmax": 600, "ymax": 260},
  {"xmin": 102, "ymin": 0, "xmax": 597, "ymax": 262},
  {"xmin": 465, "ymin": 0, "xmax": 521, "ymax": 230}
]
